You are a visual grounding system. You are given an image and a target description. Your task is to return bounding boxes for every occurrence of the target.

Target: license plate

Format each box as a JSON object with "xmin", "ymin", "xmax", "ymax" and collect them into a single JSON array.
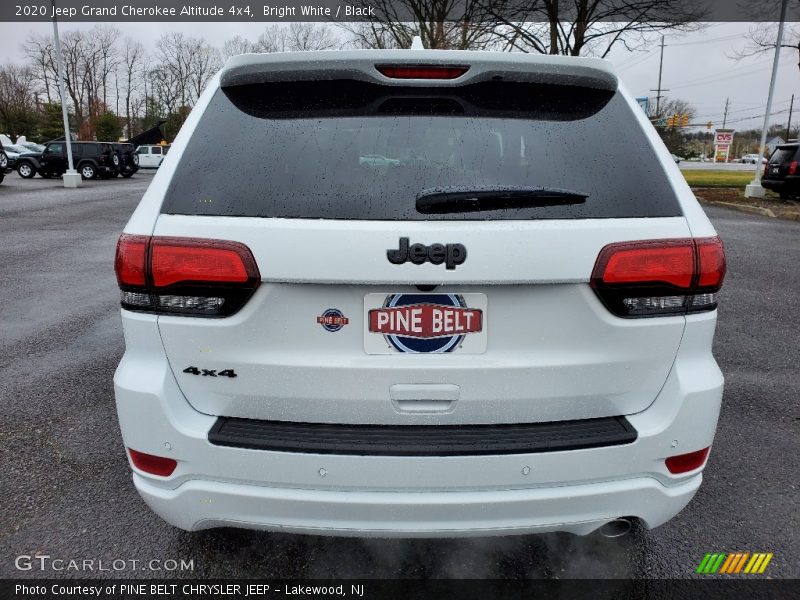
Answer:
[
  {"xmin": 364, "ymin": 293, "xmax": 487, "ymax": 354},
  {"xmin": 771, "ymin": 166, "xmax": 780, "ymax": 174}
]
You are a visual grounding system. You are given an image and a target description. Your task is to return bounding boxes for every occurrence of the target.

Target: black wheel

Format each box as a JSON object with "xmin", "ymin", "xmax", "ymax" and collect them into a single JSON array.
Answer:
[
  {"xmin": 80, "ymin": 163, "xmax": 97, "ymax": 180},
  {"xmin": 40, "ymin": 172, "xmax": 51, "ymax": 179},
  {"xmin": 17, "ymin": 161, "xmax": 36, "ymax": 178},
  {"xmin": 0, "ymin": 152, "xmax": 7, "ymax": 170},
  {"xmin": 779, "ymin": 190, "xmax": 797, "ymax": 200},
  {"xmin": 0, "ymin": 171, "xmax": 5, "ymax": 185},
  {"xmin": 121, "ymin": 172, "xmax": 134, "ymax": 178}
]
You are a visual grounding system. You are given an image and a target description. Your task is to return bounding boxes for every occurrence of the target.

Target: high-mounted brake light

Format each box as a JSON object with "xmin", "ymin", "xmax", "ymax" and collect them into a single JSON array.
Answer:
[
  {"xmin": 114, "ymin": 234, "xmax": 260, "ymax": 317},
  {"xmin": 665, "ymin": 447, "xmax": 710, "ymax": 474},
  {"xmin": 128, "ymin": 449, "xmax": 177, "ymax": 477},
  {"xmin": 376, "ymin": 64, "xmax": 469, "ymax": 80},
  {"xmin": 591, "ymin": 237, "xmax": 725, "ymax": 317}
]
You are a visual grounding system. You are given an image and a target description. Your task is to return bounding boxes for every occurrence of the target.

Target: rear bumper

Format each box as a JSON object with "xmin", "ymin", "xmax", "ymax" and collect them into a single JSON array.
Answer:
[
  {"xmin": 135, "ymin": 472, "xmax": 700, "ymax": 537},
  {"xmin": 762, "ymin": 176, "xmax": 800, "ymax": 191},
  {"xmin": 114, "ymin": 311, "xmax": 723, "ymax": 536}
]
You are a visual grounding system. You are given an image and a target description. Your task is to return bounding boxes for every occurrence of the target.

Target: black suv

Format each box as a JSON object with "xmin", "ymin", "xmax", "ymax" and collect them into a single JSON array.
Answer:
[
  {"xmin": 763, "ymin": 143, "xmax": 800, "ymax": 199},
  {"xmin": 31, "ymin": 141, "xmax": 120, "ymax": 180},
  {"xmin": 112, "ymin": 143, "xmax": 139, "ymax": 178}
]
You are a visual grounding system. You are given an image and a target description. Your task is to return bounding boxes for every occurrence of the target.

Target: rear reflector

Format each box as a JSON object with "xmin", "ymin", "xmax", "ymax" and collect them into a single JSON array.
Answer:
[
  {"xmin": 665, "ymin": 447, "xmax": 710, "ymax": 474},
  {"xmin": 114, "ymin": 234, "xmax": 260, "ymax": 317},
  {"xmin": 591, "ymin": 237, "xmax": 725, "ymax": 317},
  {"xmin": 376, "ymin": 64, "xmax": 469, "ymax": 80},
  {"xmin": 128, "ymin": 449, "xmax": 177, "ymax": 477}
]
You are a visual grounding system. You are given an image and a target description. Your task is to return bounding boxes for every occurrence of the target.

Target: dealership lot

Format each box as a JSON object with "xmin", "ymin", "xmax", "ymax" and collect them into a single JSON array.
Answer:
[{"xmin": 0, "ymin": 172, "xmax": 797, "ymax": 579}]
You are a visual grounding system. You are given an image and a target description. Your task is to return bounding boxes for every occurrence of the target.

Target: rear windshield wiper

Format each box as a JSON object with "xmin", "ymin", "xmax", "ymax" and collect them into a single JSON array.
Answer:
[{"xmin": 416, "ymin": 186, "xmax": 588, "ymax": 214}]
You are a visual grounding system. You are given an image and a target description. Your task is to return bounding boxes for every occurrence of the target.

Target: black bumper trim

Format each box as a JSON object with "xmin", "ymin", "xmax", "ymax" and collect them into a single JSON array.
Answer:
[{"xmin": 208, "ymin": 416, "xmax": 637, "ymax": 456}]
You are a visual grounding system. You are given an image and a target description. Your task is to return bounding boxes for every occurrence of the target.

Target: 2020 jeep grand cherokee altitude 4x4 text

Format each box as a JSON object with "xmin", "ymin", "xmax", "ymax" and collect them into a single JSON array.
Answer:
[{"xmin": 114, "ymin": 50, "xmax": 726, "ymax": 537}]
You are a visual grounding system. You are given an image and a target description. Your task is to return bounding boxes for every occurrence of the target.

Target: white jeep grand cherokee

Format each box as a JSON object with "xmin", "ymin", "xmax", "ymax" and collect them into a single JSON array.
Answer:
[{"xmin": 114, "ymin": 49, "xmax": 725, "ymax": 537}]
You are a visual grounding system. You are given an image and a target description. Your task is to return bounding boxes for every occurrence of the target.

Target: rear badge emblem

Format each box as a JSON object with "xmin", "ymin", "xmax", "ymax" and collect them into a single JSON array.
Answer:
[
  {"xmin": 317, "ymin": 308, "xmax": 349, "ymax": 332},
  {"xmin": 369, "ymin": 294, "xmax": 482, "ymax": 353},
  {"xmin": 387, "ymin": 237, "xmax": 467, "ymax": 270}
]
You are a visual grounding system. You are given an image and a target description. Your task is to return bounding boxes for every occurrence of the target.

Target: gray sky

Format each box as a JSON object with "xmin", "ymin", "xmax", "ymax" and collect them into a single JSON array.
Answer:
[{"xmin": 1, "ymin": 21, "xmax": 798, "ymax": 133}]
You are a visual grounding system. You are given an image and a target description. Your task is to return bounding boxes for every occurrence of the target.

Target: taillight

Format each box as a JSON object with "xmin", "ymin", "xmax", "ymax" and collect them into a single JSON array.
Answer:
[
  {"xmin": 591, "ymin": 237, "xmax": 725, "ymax": 317},
  {"xmin": 128, "ymin": 449, "xmax": 177, "ymax": 477},
  {"xmin": 376, "ymin": 64, "xmax": 469, "ymax": 79},
  {"xmin": 665, "ymin": 447, "xmax": 710, "ymax": 474},
  {"xmin": 789, "ymin": 160, "xmax": 797, "ymax": 175},
  {"xmin": 114, "ymin": 234, "xmax": 260, "ymax": 317}
]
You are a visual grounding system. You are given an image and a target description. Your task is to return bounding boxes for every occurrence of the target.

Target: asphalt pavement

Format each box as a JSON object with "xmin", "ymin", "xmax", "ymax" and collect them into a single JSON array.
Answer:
[{"xmin": 0, "ymin": 171, "xmax": 798, "ymax": 580}]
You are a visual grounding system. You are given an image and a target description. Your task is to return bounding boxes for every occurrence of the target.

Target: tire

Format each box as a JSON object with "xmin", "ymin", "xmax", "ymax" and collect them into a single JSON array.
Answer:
[
  {"xmin": 80, "ymin": 163, "xmax": 97, "ymax": 180},
  {"xmin": 17, "ymin": 162, "xmax": 36, "ymax": 178},
  {"xmin": 121, "ymin": 172, "xmax": 134, "ymax": 178},
  {"xmin": 0, "ymin": 152, "xmax": 7, "ymax": 170},
  {"xmin": 779, "ymin": 190, "xmax": 797, "ymax": 200},
  {"xmin": 0, "ymin": 171, "xmax": 4, "ymax": 185}
]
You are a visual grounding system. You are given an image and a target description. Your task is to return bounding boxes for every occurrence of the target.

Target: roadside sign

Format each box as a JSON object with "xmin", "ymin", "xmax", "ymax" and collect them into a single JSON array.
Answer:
[
  {"xmin": 714, "ymin": 129, "xmax": 735, "ymax": 163},
  {"xmin": 636, "ymin": 97, "xmax": 650, "ymax": 114}
]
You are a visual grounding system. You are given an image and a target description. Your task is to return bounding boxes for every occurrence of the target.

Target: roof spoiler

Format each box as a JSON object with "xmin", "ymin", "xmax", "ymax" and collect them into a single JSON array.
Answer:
[{"xmin": 220, "ymin": 50, "xmax": 618, "ymax": 92}]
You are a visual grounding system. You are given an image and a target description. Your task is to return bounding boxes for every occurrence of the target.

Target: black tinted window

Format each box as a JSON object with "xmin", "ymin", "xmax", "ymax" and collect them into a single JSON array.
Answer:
[
  {"xmin": 770, "ymin": 147, "xmax": 798, "ymax": 164},
  {"xmin": 163, "ymin": 81, "xmax": 682, "ymax": 220}
]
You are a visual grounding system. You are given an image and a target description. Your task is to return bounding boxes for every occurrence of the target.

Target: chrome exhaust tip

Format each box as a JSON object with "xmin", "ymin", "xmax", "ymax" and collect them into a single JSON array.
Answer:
[{"xmin": 598, "ymin": 518, "xmax": 633, "ymax": 538}]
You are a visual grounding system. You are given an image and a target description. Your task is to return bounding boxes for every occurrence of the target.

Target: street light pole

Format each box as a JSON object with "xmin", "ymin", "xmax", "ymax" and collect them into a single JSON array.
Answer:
[
  {"xmin": 51, "ymin": 0, "xmax": 81, "ymax": 188},
  {"xmin": 745, "ymin": 0, "xmax": 788, "ymax": 198}
]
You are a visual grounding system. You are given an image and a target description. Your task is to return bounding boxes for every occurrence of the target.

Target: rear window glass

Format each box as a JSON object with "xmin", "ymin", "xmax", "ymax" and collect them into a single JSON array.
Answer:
[
  {"xmin": 770, "ymin": 147, "xmax": 798, "ymax": 164},
  {"xmin": 162, "ymin": 80, "xmax": 682, "ymax": 220}
]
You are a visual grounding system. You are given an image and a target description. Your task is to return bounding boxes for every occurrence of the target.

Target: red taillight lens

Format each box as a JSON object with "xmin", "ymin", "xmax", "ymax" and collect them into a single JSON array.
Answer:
[
  {"xmin": 115, "ymin": 234, "xmax": 148, "ymax": 287},
  {"xmin": 128, "ymin": 449, "xmax": 177, "ymax": 477},
  {"xmin": 598, "ymin": 241, "xmax": 694, "ymax": 288},
  {"xmin": 150, "ymin": 238, "xmax": 255, "ymax": 288},
  {"xmin": 591, "ymin": 237, "xmax": 725, "ymax": 317},
  {"xmin": 114, "ymin": 235, "xmax": 260, "ymax": 317},
  {"xmin": 696, "ymin": 237, "xmax": 726, "ymax": 289},
  {"xmin": 665, "ymin": 447, "xmax": 710, "ymax": 474},
  {"xmin": 789, "ymin": 160, "xmax": 798, "ymax": 175},
  {"xmin": 376, "ymin": 64, "xmax": 469, "ymax": 79}
]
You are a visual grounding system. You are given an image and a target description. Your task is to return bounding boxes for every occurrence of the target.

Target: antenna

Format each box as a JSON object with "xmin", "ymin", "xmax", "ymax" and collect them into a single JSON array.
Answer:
[{"xmin": 410, "ymin": 36, "xmax": 425, "ymax": 50}]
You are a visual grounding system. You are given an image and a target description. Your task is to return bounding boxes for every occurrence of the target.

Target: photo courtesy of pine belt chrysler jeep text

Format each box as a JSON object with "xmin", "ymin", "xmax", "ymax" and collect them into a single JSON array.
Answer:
[{"xmin": 113, "ymin": 49, "xmax": 726, "ymax": 537}]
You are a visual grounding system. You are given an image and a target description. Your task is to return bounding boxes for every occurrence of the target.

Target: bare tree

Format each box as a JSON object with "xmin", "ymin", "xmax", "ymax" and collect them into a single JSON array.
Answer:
[
  {"xmin": 735, "ymin": 23, "xmax": 800, "ymax": 71},
  {"xmin": 493, "ymin": 0, "xmax": 707, "ymax": 57},
  {"xmin": 121, "ymin": 38, "xmax": 144, "ymax": 138},
  {"xmin": 222, "ymin": 35, "xmax": 257, "ymax": 59},
  {"xmin": 343, "ymin": 0, "xmax": 504, "ymax": 50},
  {"xmin": 23, "ymin": 33, "xmax": 57, "ymax": 104},
  {"xmin": 0, "ymin": 64, "xmax": 38, "ymax": 137}
]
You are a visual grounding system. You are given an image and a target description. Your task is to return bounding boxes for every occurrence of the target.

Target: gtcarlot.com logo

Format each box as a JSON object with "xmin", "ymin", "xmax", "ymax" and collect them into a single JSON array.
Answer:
[
  {"xmin": 15, "ymin": 554, "xmax": 194, "ymax": 572},
  {"xmin": 696, "ymin": 552, "xmax": 773, "ymax": 575}
]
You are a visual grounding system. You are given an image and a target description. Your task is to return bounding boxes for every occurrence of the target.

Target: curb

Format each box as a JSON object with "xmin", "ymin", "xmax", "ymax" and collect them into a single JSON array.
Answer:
[{"xmin": 697, "ymin": 198, "xmax": 776, "ymax": 218}]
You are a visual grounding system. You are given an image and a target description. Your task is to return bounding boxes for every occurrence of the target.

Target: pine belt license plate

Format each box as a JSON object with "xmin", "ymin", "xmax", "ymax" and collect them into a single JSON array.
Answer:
[{"xmin": 364, "ymin": 293, "xmax": 487, "ymax": 354}]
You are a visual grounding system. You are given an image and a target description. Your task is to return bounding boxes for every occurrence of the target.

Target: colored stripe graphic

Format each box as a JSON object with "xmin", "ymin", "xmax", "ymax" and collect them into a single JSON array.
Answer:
[{"xmin": 697, "ymin": 552, "xmax": 772, "ymax": 574}]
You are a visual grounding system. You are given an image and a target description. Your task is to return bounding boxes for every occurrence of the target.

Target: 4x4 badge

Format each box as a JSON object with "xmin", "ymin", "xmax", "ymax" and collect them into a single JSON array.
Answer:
[{"xmin": 387, "ymin": 237, "xmax": 467, "ymax": 270}]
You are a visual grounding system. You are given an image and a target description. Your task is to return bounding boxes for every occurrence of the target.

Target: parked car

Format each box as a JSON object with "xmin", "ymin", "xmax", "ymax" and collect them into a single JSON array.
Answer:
[
  {"xmin": 0, "ymin": 147, "xmax": 8, "ymax": 184},
  {"xmin": 762, "ymin": 143, "xmax": 800, "ymax": 199},
  {"xmin": 1, "ymin": 145, "xmax": 20, "ymax": 170},
  {"xmin": 136, "ymin": 144, "xmax": 170, "ymax": 168},
  {"xmin": 114, "ymin": 49, "xmax": 726, "ymax": 538},
  {"xmin": 31, "ymin": 141, "xmax": 119, "ymax": 180},
  {"xmin": 741, "ymin": 153, "xmax": 767, "ymax": 164},
  {"xmin": 17, "ymin": 141, "xmax": 46, "ymax": 153},
  {"xmin": 670, "ymin": 153, "xmax": 683, "ymax": 164},
  {"xmin": 112, "ymin": 143, "xmax": 139, "ymax": 178}
]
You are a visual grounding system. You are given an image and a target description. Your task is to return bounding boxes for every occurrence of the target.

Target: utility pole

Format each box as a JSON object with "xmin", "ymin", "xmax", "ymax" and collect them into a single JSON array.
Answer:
[
  {"xmin": 722, "ymin": 98, "xmax": 730, "ymax": 129},
  {"xmin": 746, "ymin": 0, "xmax": 788, "ymax": 198},
  {"xmin": 51, "ymin": 0, "xmax": 80, "ymax": 188},
  {"xmin": 786, "ymin": 94, "xmax": 794, "ymax": 140},
  {"xmin": 650, "ymin": 36, "xmax": 669, "ymax": 116}
]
